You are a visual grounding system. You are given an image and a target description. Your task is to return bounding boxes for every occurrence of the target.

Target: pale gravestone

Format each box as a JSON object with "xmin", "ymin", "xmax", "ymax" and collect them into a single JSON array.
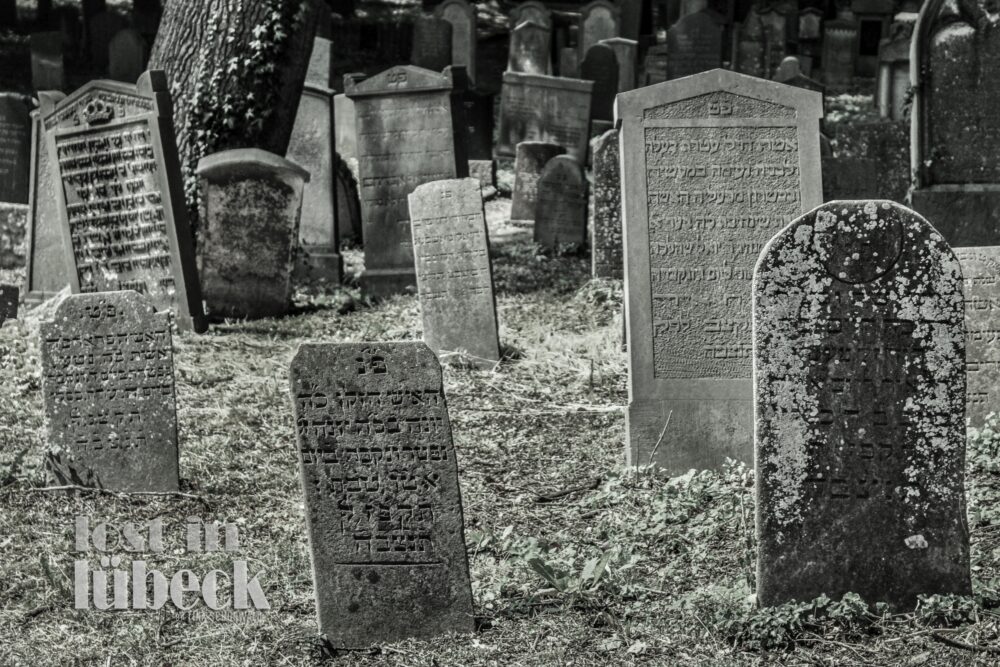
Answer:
[
  {"xmin": 755, "ymin": 200, "xmax": 971, "ymax": 609},
  {"xmin": 108, "ymin": 28, "xmax": 147, "ymax": 84},
  {"xmin": 497, "ymin": 72, "xmax": 593, "ymax": 162},
  {"xmin": 0, "ymin": 284, "xmax": 16, "ymax": 327},
  {"xmin": 0, "ymin": 93, "xmax": 32, "ymax": 204},
  {"xmin": 44, "ymin": 72, "xmax": 206, "ymax": 332},
  {"xmin": 618, "ymin": 69, "xmax": 823, "ymax": 472},
  {"xmin": 41, "ymin": 290, "xmax": 179, "ymax": 492},
  {"xmin": 581, "ymin": 43, "xmax": 618, "ymax": 123},
  {"xmin": 346, "ymin": 66, "xmax": 469, "ymax": 297},
  {"xmin": 822, "ymin": 10, "xmax": 859, "ymax": 87},
  {"xmin": 509, "ymin": 0, "xmax": 551, "ymax": 30},
  {"xmin": 579, "ymin": 0, "xmax": 620, "ymax": 59},
  {"xmin": 436, "ymin": 0, "xmax": 476, "ymax": 87},
  {"xmin": 590, "ymin": 128, "xmax": 621, "ymax": 279},
  {"xmin": 411, "ymin": 16, "xmax": 453, "ymax": 73},
  {"xmin": 955, "ymin": 247, "xmax": 1000, "ymax": 428},
  {"xmin": 511, "ymin": 141, "xmax": 565, "ymax": 225},
  {"xmin": 24, "ymin": 91, "xmax": 67, "ymax": 302},
  {"xmin": 333, "ymin": 91, "xmax": 357, "ymax": 168},
  {"xmin": 409, "ymin": 178, "xmax": 500, "ymax": 367},
  {"xmin": 290, "ymin": 342, "xmax": 475, "ymax": 648},
  {"xmin": 31, "ymin": 32, "xmax": 65, "ymax": 91},
  {"xmin": 666, "ymin": 10, "xmax": 723, "ymax": 80},
  {"xmin": 197, "ymin": 149, "xmax": 309, "ymax": 320},
  {"xmin": 507, "ymin": 20, "xmax": 551, "ymax": 75},
  {"xmin": 599, "ymin": 37, "xmax": 638, "ymax": 92},
  {"xmin": 535, "ymin": 155, "xmax": 587, "ymax": 250}
]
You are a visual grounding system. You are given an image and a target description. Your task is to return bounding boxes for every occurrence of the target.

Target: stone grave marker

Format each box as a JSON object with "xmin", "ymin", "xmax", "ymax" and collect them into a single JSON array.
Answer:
[
  {"xmin": 822, "ymin": 10, "xmax": 859, "ymax": 87},
  {"xmin": 666, "ymin": 10, "xmax": 723, "ymax": 80},
  {"xmin": 581, "ymin": 43, "xmax": 618, "ymax": 123},
  {"xmin": 334, "ymin": 88, "xmax": 357, "ymax": 166},
  {"xmin": 579, "ymin": 0, "xmax": 620, "ymax": 59},
  {"xmin": 462, "ymin": 90, "xmax": 494, "ymax": 161},
  {"xmin": 336, "ymin": 159, "xmax": 363, "ymax": 243},
  {"xmin": 955, "ymin": 246, "xmax": 1000, "ymax": 428},
  {"xmin": 43, "ymin": 72, "xmax": 206, "ymax": 332},
  {"xmin": 754, "ymin": 200, "xmax": 971, "ymax": 609},
  {"xmin": 31, "ymin": 32, "xmax": 65, "ymax": 90},
  {"xmin": 509, "ymin": 0, "xmax": 551, "ymax": 30},
  {"xmin": 409, "ymin": 178, "xmax": 499, "ymax": 367},
  {"xmin": 289, "ymin": 341, "xmax": 475, "ymax": 648},
  {"xmin": 108, "ymin": 28, "xmax": 147, "ymax": 83},
  {"xmin": 734, "ymin": 12, "xmax": 766, "ymax": 78},
  {"xmin": 0, "ymin": 284, "xmax": 16, "ymax": 328},
  {"xmin": 468, "ymin": 159, "xmax": 494, "ymax": 191},
  {"xmin": 599, "ymin": 37, "xmax": 637, "ymax": 92},
  {"xmin": 535, "ymin": 155, "xmax": 587, "ymax": 250},
  {"xmin": 88, "ymin": 10, "xmax": 126, "ymax": 71},
  {"xmin": 507, "ymin": 19, "xmax": 551, "ymax": 75},
  {"xmin": 559, "ymin": 47, "xmax": 579, "ymax": 78},
  {"xmin": 590, "ymin": 128, "xmax": 621, "ymax": 279},
  {"xmin": 0, "ymin": 93, "xmax": 32, "ymax": 204},
  {"xmin": 641, "ymin": 44, "xmax": 668, "ymax": 85},
  {"xmin": 411, "ymin": 16, "xmax": 453, "ymax": 73},
  {"xmin": 197, "ymin": 149, "xmax": 309, "ymax": 320},
  {"xmin": 774, "ymin": 56, "xmax": 826, "ymax": 97},
  {"xmin": 617, "ymin": 69, "xmax": 823, "ymax": 472},
  {"xmin": 497, "ymin": 72, "xmax": 593, "ymax": 162},
  {"xmin": 41, "ymin": 290, "xmax": 179, "ymax": 492},
  {"xmin": 510, "ymin": 141, "xmax": 565, "ymax": 225},
  {"xmin": 436, "ymin": 0, "xmax": 476, "ymax": 87},
  {"xmin": 876, "ymin": 20, "xmax": 913, "ymax": 122},
  {"xmin": 346, "ymin": 66, "xmax": 468, "ymax": 297},
  {"xmin": 306, "ymin": 36, "xmax": 333, "ymax": 91}
]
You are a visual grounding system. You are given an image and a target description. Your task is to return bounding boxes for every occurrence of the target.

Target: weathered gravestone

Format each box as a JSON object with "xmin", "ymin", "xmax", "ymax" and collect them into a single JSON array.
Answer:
[
  {"xmin": 877, "ymin": 19, "xmax": 913, "ymax": 121},
  {"xmin": 336, "ymin": 159, "xmax": 363, "ymax": 243},
  {"xmin": 617, "ymin": 69, "xmax": 823, "ymax": 472},
  {"xmin": 579, "ymin": 0, "xmax": 620, "ymax": 59},
  {"xmin": 435, "ymin": 0, "xmax": 476, "ymax": 87},
  {"xmin": 468, "ymin": 159, "xmax": 494, "ymax": 192},
  {"xmin": 462, "ymin": 90, "xmax": 494, "ymax": 161},
  {"xmin": 911, "ymin": 0, "xmax": 1000, "ymax": 247},
  {"xmin": 497, "ymin": 72, "xmax": 593, "ymax": 162},
  {"xmin": 409, "ymin": 178, "xmax": 500, "ymax": 367},
  {"xmin": 559, "ymin": 47, "xmax": 579, "ymax": 78},
  {"xmin": 43, "ymin": 72, "xmax": 206, "ymax": 332},
  {"xmin": 0, "ymin": 203, "xmax": 26, "ymax": 268},
  {"xmin": 754, "ymin": 200, "xmax": 971, "ymax": 609},
  {"xmin": 30, "ymin": 32, "xmax": 65, "ymax": 91},
  {"xmin": 734, "ymin": 11, "xmax": 766, "ymax": 78},
  {"xmin": 757, "ymin": 6, "xmax": 788, "ymax": 78},
  {"xmin": 507, "ymin": 19, "xmax": 551, "ymax": 75},
  {"xmin": 955, "ymin": 247, "xmax": 1000, "ymax": 428},
  {"xmin": 535, "ymin": 155, "xmax": 587, "ymax": 250},
  {"xmin": 641, "ymin": 44, "xmax": 668, "ymax": 86},
  {"xmin": 41, "ymin": 290, "xmax": 179, "ymax": 492},
  {"xmin": 289, "ymin": 341, "xmax": 475, "ymax": 648},
  {"xmin": 197, "ymin": 149, "xmax": 309, "ymax": 320},
  {"xmin": 774, "ymin": 56, "xmax": 825, "ymax": 96},
  {"xmin": 411, "ymin": 16, "xmax": 453, "ymax": 73},
  {"xmin": 666, "ymin": 10, "xmax": 723, "ymax": 80},
  {"xmin": 509, "ymin": 0, "xmax": 551, "ymax": 30},
  {"xmin": 0, "ymin": 284, "xmax": 16, "ymax": 328},
  {"xmin": 822, "ymin": 10, "xmax": 859, "ymax": 87},
  {"xmin": 346, "ymin": 66, "xmax": 469, "ymax": 297},
  {"xmin": 590, "ymin": 128, "xmax": 621, "ymax": 279},
  {"xmin": 334, "ymin": 89, "xmax": 357, "ymax": 166},
  {"xmin": 0, "ymin": 93, "xmax": 32, "ymax": 204},
  {"xmin": 108, "ymin": 28, "xmax": 147, "ymax": 84},
  {"xmin": 581, "ymin": 43, "xmax": 618, "ymax": 123},
  {"xmin": 599, "ymin": 37, "xmax": 637, "ymax": 92},
  {"xmin": 510, "ymin": 141, "xmax": 565, "ymax": 225}
]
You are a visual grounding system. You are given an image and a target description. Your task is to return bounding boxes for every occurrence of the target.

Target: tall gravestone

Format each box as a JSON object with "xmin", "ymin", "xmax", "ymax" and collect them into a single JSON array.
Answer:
[
  {"xmin": 509, "ymin": 0, "xmax": 551, "ymax": 30},
  {"xmin": 41, "ymin": 290, "xmax": 179, "ymax": 492},
  {"xmin": 734, "ymin": 11, "xmax": 766, "ymax": 78},
  {"xmin": 43, "ymin": 73, "xmax": 206, "ymax": 332},
  {"xmin": 30, "ymin": 32, "xmax": 64, "ymax": 91},
  {"xmin": 507, "ymin": 19, "xmax": 551, "ymax": 75},
  {"xmin": 955, "ymin": 247, "xmax": 1000, "ymax": 428},
  {"xmin": 618, "ymin": 69, "xmax": 823, "ymax": 472},
  {"xmin": 822, "ymin": 10, "xmax": 859, "ymax": 87},
  {"xmin": 411, "ymin": 16, "xmax": 453, "ymax": 73},
  {"xmin": 108, "ymin": 28, "xmax": 148, "ymax": 84},
  {"xmin": 876, "ymin": 20, "xmax": 913, "ymax": 122},
  {"xmin": 581, "ymin": 43, "xmax": 619, "ymax": 123},
  {"xmin": 24, "ymin": 91, "xmax": 67, "ymax": 303},
  {"xmin": 510, "ymin": 141, "xmax": 565, "ymax": 225},
  {"xmin": 599, "ymin": 37, "xmax": 638, "ymax": 92},
  {"xmin": 590, "ymin": 128, "xmax": 621, "ymax": 279},
  {"xmin": 290, "ymin": 342, "xmax": 475, "ymax": 648},
  {"xmin": 754, "ymin": 200, "xmax": 971, "ymax": 609},
  {"xmin": 334, "ymin": 88, "xmax": 357, "ymax": 166},
  {"xmin": 346, "ymin": 66, "xmax": 468, "ymax": 297},
  {"xmin": 535, "ymin": 155, "xmax": 587, "ymax": 250},
  {"xmin": 0, "ymin": 93, "xmax": 32, "ymax": 204},
  {"xmin": 579, "ymin": 0, "xmax": 621, "ymax": 59},
  {"xmin": 666, "ymin": 10, "xmax": 723, "ymax": 80},
  {"xmin": 436, "ymin": 0, "xmax": 476, "ymax": 87},
  {"xmin": 409, "ymin": 178, "xmax": 500, "ymax": 367},
  {"xmin": 498, "ymin": 73, "xmax": 593, "ymax": 162},
  {"xmin": 911, "ymin": 0, "xmax": 1000, "ymax": 247}
]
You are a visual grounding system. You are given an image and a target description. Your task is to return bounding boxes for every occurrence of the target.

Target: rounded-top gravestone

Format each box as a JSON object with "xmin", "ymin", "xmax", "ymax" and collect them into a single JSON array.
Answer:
[
  {"xmin": 581, "ymin": 42, "xmax": 619, "ymax": 122},
  {"xmin": 534, "ymin": 154, "xmax": 587, "ymax": 250}
]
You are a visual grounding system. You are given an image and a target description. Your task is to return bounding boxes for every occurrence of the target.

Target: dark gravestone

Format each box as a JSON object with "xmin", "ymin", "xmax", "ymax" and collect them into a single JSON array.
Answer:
[
  {"xmin": 0, "ymin": 284, "xmax": 16, "ymax": 328},
  {"xmin": 754, "ymin": 200, "xmax": 971, "ymax": 610},
  {"xmin": 24, "ymin": 91, "xmax": 67, "ymax": 303},
  {"xmin": 955, "ymin": 247, "xmax": 1000, "ymax": 429},
  {"xmin": 590, "ymin": 128, "xmax": 621, "ymax": 279},
  {"xmin": 578, "ymin": 0, "xmax": 620, "ymax": 59},
  {"xmin": 758, "ymin": 7, "xmax": 788, "ymax": 78},
  {"xmin": 336, "ymin": 158, "xmax": 363, "ymax": 243},
  {"xmin": 88, "ymin": 10, "xmax": 126, "ymax": 71},
  {"xmin": 581, "ymin": 43, "xmax": 618, "ymax": 123},
  {"xmin": 197, "ymin": 149, "xmax": 309, "ymax": 320},
  {"xmin": 734, "ymin": 12, "xmax": 766, "ymax": 78},
  {"xmin": 409, "ymin": 178, "xmax": 500, "ymax": 367},
  {"xmin": 559, "ymin": 47, "xmax": 579, "ymax": 78},
  {"xmin": 507, "ymin": 20, "xmax": 551, "ymax": 75},
  {"xmin": 0, "ymin": 203, "xmax": 26, "ymax": 268},
  {"xmin": 617, "ymin": 69, "xmax": 823, "ymax": 472},
  {"xmin": 43, "ymin": 72, "xmax": 206, "ymax": 332},
  {"xmin": 666, "ymin": 11, "xmax": 722, "ymax": 80},
  {"xmin": 0, "ymin": 93, "xmax": 32, "ymax": 204},
  {"xmin": 132, "ymin": 0, "xmax": 162, "ymax": 44},
  {"xmin": 534, "ymin": 155, "xmax": 587, "ymax": 250},
  {"xmin": 510, "ymin": 141, "xmax": 565, "ymax": 224},
  {"xmin": 822, "ymin": 11, "xmax": 859, "ymax": 88},
  {"xmin": 412, "ymin": 16, "xmax": 453, "ymax": 73},
  {"xmin": 30, "ymin": 32, "xmax": 65, "ymax": 91},
  {"xmin": 41, "ymin": 290, "xmax": 179, "ymax": 492},
  {"xmin": 108, "ymin": 28, "xmax": 147, "ymax": 84},
  {"xmin": 436, "ymin": 0, "xmax": 476, "ymax": 87},
  {"xmin": 346, "ymin": 66, "xmax": 469, "ymax": 298},
  {"xmin": 290, "ymin": 342, "xmax": 475, "ymax": 648},
  {"xmin": 822, "ymin": 120, "xmax": 909, "ymax": 204},
  {"xmin": 599, "ymin": 37, "xmax": 637, "ymax": 92},
  {"xmin": 497, "ymin": 72, "xmax": 593, "ymax": 162},
  {"xmin": 463, "ymin": 90, "xmax": 494, "ymax": 161},
  {"xmin": 641, "ymin": 44, "xmax": 668, "ymax": 86}
]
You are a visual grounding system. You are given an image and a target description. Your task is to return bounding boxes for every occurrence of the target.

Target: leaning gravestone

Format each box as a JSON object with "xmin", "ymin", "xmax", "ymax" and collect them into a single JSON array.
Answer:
[
  {"xmin": 0, "ymin": 93, "xmax": 32, "ymax": 204},
  {"xmin": 43, "ymin": 72, "xmax": 206, "ymax": 332},
  {"xmin": 289, "ymin": 341, "xmax": 475, "ymax": 648},
  {"xmin": 411, "ymin": 16, "xmax": 453, "ymax": 73},
  {"xmin": 436, "ymin": 0, "xmax": 476, "ymax": 86},
  {"xmin": 578, "ymin": 0, "xmax": 620, "ymax": 59},
  {"xmin": 617, "ymin": 69, "xmax": 823, "ymax": 472},
  {"xmin": 24, "ymin": 91, "xmax": 67, "ymax": 302},
  {"xmin": 580, "ymin": 43, "xmax": 618, "ymax": 123},
  {"xmin": 346, "ymin": 66, "xmax": 468, "ymax": 297},
  {"xmin": 108, "ymin": 28, "xmax": 147, "ymax": 84},
  {"xmin": 510, "ymin": 141, "xmax": 565, "ymax": 224},
  {"xmin": 507, "ymin": 19, "xmax": 551, "ymax": 75},
  {"xmin": 498, "ymin": 72, "xmax": 593, "ymax": 162},
  {"xmin": 590, "ymin": 128, "xmax": 621, "ymax": 278},
  {"xmin": 535, "ymin": 155, "xmax": 587, "ymax": 250},
  {"xmin": 409, "ymin": 178, "xmax": 500, "ymax": 367},
  {"xmin": 30, "ymin": 32, "xmax": 64, "ymax": 91},
  {"xmin": 0, "ymin": 284, "xmax": 16, "ymax": 328},
  {"xmin": 197, "ymin": 149, "xmax": 309, "ymax": 320},
  {"xmin": 955, "ymin": 246, "xmax": 1000, "ymax": 428},
  {"xmin": 754, "ymin": 200, "xmax": 971, "ymax": 609},
  {"xmin": 41, "ymin": 290, "xmax": 179, "ymax": 493},
  {"xmin": 666, "ymin": 10, "xmax": 722, "ymax": 80}
]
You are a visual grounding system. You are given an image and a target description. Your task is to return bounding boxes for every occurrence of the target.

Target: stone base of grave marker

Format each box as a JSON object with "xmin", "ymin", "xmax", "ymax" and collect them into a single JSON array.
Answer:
[{"xmin": 911, "ymin": 187, "xmax": 1000, "ymax": 247}]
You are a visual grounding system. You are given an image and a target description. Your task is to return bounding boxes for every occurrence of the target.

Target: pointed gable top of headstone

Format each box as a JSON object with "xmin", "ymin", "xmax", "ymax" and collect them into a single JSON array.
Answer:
[
  {"xmin": 41, "ymin": 71, "xmax": 166, "ymax": 130},
  {"xmin": 345, "ymin": 65, "xmax": 464, "ymax": 97}
]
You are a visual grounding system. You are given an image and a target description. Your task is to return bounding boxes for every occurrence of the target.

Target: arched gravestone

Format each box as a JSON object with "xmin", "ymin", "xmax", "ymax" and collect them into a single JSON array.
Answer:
[
  {"xmin": 954, "ymin": 246, "xmax": 1000, "ymax": 428},
  {"xmin": 507, "ymin": 19, "xmax": 551, "ymax": 75},
  {"xmin": 108, "ymin": 28, "xmax": 148, "ymax": 84},
  {"xmin": 599, "ymin": 37, "xmax": 638, "ymax": 93},
  {"xmin": 666, "ymin": 10, "xmax": 723, "ymax": 80},
  {"xmin": 911, "ymin": 0, "xmax": 1000, "ymax": 246},
  {"xmin": 289, "ymin": 341, "xmax": 475, "ymax": 648},
  {"xmin": 511, "ymin": 141, "xmax": 565, "ymax": 225},
  {"xmin": 509, "ymin": 0, "xmax": 551, "ymax": 30},
  {"xmin": 617, "ymin": 69, "xmax": 823, "ymax": 472},
  {"xmin": 754, "ymin": 201, "xmax": 971, "ymax": 609},
  {"xmin": 534, "ymin": 154, "xmax": 587, "ymax": 250},
  {"xmin": 24, "ymin": 91, "xmax": 67, "ymax": 303},
  {"xmin": 578, "ymin": 0, "xmax": 621, "ymax": 59},
  {"xmin": 581, "ymin": 43, "xmax": 619, "ymax": 122},
  {"xmin": 435, "ymin": 0, "xmax": 476, "ymax": 87}
]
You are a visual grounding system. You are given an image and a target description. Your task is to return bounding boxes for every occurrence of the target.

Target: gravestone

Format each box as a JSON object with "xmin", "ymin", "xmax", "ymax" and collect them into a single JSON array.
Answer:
[
  {"xmin": 534, "ymin": 155, "xmax": 587, "ymax": 250},
  {"xmin": 334, "ymin": 90, "xmax": 357, "ymax": 166},
  {"xmin": 641, "ymin": 44, "xmax": 668, "ymax": 85},
  {"xmin": 579, "ymin": 0, "xmax": 621, "ymax": 58},
  {"xmin": 617, "ymin": 69, "xmax": 823, "ymax": 472},
  {"xmin": 336, "ymin": 159, "xmax": 363, "ymax": 243},
  {"xmin": 509, "ymin": 0, "xmax": 551, "ymax": 30},
  {"xmin": 108, "ymin": 28, "xmax": 147, "ymax": 83},
  {"xmin": 88, "ymin": 10, "xmax": 126, "ymax": 70},
  {"xmin": 289, "ymin": 342, "xmax": 475, "ymax": 648},
  {"xmin": 774, "ymin": 56, "xmax": 826, "ymax": 96},
  {"xmin": 581, "ymin": 44, "xmax": 618, "ymax": 123},
  {"xmin": 462, "ymin": 90, "xmax": 494, "ymax": 160},
  {"xmin": 409, "ymin": 178, "xmax": 499, "ymax": 367},
  {"xmin": 468, "ymin": 159, "xmax": 494, "ymax": 192},
  {"xmin": 758, "ymin": 7, "xmax": 788, "ymax": 77},
  {"xmin": 511, "ymin": 141, "xmax": 565, "ymax": 224},
  {"xmin": 30, "ymin": 32, "xmax": 64, "ymax": 91},
  {"xmin": 0, "ymin": 93, "xmax": 32, "ymax": 204},
  {"xmin": 754, "ymin": 200, "xmax": 971, "ymax": 609},
  {"xmin": 876, "ymin": 20, "xmax": 913, "ymax": 121},
  {"xmin": 0, "ymin": 203, "xmax": 26, "ymax": 268},
  {"xmin": 497, "ymin": 72, "xmax": 593, "ymax": 162},
  {"xmin": 507, "ymin": 19, "xmax": 551, "ymax": 75},
  {"xmin": 41, "ymin": 290, "xmax": 179, "ymax": 493},
  {"xmin": 666, "ymin": 10, "xmax": 723, "ymax": 80},
  {"xmin": 346, "ymin": 66, "xmax": 468, "ymax": 297},
  {"xmin": 822, "ymin": 10, "xmax": 859, "ymax": 87},
  {"xmin": 559, "ymin": 47, "xmax": 580, "ymax": 78},
  {"xmin": 411, "ymin": 16, "xmax": 453, "ymax": 73},
  {"xmin": 734, "ymin": 12, "xmax": 766, "ymax": 78},
  {"xmin": 911, "ymin": 0, "xmax": 1000, "ymax": 247},
  {"xmin": 436, "ymin": 0, "xmax": 476, "ymax": 86},
  {"xmin": 590, "ymin": 128, "xmax": 621, "ymax": 279},
  {"xmin": 599, "ymin": 37, "xmax": 637, "ymax": 92},
  {"xmin": 955, "ymin": 247, "xmax": 1000, "ymax": 429},
  {"xmin": 43, "ymin": 72, "xmax": 206, "ymax": 332},
  {"xmin": 306, "ymin": 36, "xmax": 333, "ymax": 90},
  {"xmin": 24, "ymin": 91, "xmax": 67, "ymax": 302},
  {"xmin": 197, "ymin": 149, "xmax": 309, "ymax": 320},
  {"xmin": 0, "ymin": 284, "xmax": 16, "ymax": 328}
]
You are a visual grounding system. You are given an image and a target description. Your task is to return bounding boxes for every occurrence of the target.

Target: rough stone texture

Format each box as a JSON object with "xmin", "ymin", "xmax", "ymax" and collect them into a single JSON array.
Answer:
[
  {"xmin": 599, "ymin": 37, "xmax": 637, "ymax": 92},
  {"xmin": 408, "ymin": 178, "xmax": 500, "ymax": 367},
  {"xmin": 197, "ymin": 149, "xmax": 309, "ymax": 320},
  {"xmin": 510, "ymin": 141, "xmax": 565, "ymax": 224},
  {"xmin": 666, "ymin": 11, "xmax": 722, "ymax": 80},
  {"xmin": 435, "ymin": 0, "xmax": 476, "ymax": 87},
  {"xmin": 754, "ymin": 200, "xmax": 971, "ymax": 609},
  {"xmin": 468, "ymin": 159, "xmax": 495, "ymax": 190},
  {"xmin": 30, "ymin": 32, "xmax": 64, "ymax": 91},
  {"xmin": 758, "ymin": 7, "xmax": 788, "ymax": 78},
  {"xmin": 43, "ymin": 73, "xmax": 206, "ymax": 332},
  {"xmin": 822, "ymin": 119, "xmax": 909, "ymax": 204},
  {"xmin": 617, "ymin": 69, "xmax": 823, "ymax": 473},
  {"xmin": 534, "ymin": 155, "xmax": 587, "ymax": 250},
  {"xmin": 578, "ymin": 0, "xmax": 620, "ymax": 59},
  {"xmin": 509, "ymin": 0, "xmax": 551, "ymax": 30},
  {"xmin": 497, "ymin": 72, "xmax": 593, "ymax": 162},
  {"xmin": 0, "ymin": 93, "xmax": 33, "ymax": 205},
  {"xmin": 507, "ymin": 20, "xmax": 551, "ymax": 75},
  {"xmin": 559, "ymin": 47, "xmax": 579, "ymax": 78},
  {"xmin": 346, "ymin": 66, "xmax": 468, "ymax": 298},
  {"xmin": 289, "ymin": 342, "xmax": 475, "ymax": 648},
  {"xmin": 821, "ymin": 15, "xmax": 859, "ymax": 87},
  {"xmin": 333, "ymin": 90, "xmax": 357, "ymax": 165},
  {"xmin": 108, "ymin": 28, "xmax": 148, "ymax": 84},
  {"xmin": 774, "ymin": 56, "xmax": 825, "ymax": 96},
  {"xmin": 411, "ymin": 16, "xmax": 453, "ymax": 73},
  {"xmin": 41, "ymin": 291, "xmax": 179, "ymax": 492},
  {"xmin": 0, "ymin": 284, "xmax": 17, "ymax": 328},
  {"xmin": 580, "ymin": 43, "xmax": 618, "ymax": 123},
  {"xmin": 955, "ymin": 246, "xmax": 1000, "ymax": 428},
  {"xmin": 0, "ymin": 203, "xmax": 26, "ymax": 269},
  {"xmin": 590, "ymin": 128, "xmax": 621, "ymax": 279}
]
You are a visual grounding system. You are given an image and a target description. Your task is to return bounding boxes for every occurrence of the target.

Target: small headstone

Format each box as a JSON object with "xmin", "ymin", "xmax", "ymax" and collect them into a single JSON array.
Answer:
[
  {"xmin": 590, "ymin": 128, "xmax": 621, "ymax": 279},
  {"xmin": 507, "ymin": 19, "xmax": 551, "ymax": 75},
  {"xmin": 754, "ymin": 200, "xmax": 971, "ymax": 609},
  {"xmin": 409, "ymin": 178, "xmax": 500, "ymax": 367},
  {"xmin": 774, "ymin": 56, "xmax": 826, "ymax": 97},
  {"xmin": 599, "ymin": 37, "xmax": 637, "ymax": 92},
  {"xmin": 468, "ymin": 159, "xmax": 495, "ymax": 191},
  {"xmin": 534, "ymin": 155, "xmax": 587, "ymax": 250},
  {"xmin": 290, "ymin": 341, "xmax": 475, "ymax": 648},
  {"xmin": 578, "ymin": 0, "xmax": 620, "ymax": 59},
  {"xmin": 87, "ymin": 10, "xmax": 126, "ymax": 70},
  {"xmin": 0, "ymin": 284, "xmax": 16, "ymax": 327},
  {"xmin": 0, "ymin": 93, "xmax": 32, "ymax": 204},
  {"xmin": 559, "ymin": 47, "xmax": 580, "ymax": 78},
  {"xmin": 436, "ymin": 0, "xmax": 476, "ymax": 86},
  {"xmin": 955, "ymin": 246, "xmax": 1000, "ymax": 428},
  {"xmin": 0, "ymin": 203, "xmax": 27, "ymax": 268},
  {"xmin": 108, "ymin": 28, "xmax": 147, "ymax": 83},
  {"xmin": 197, "ymin": 149, "xmax": 310, "ymax": 319},
  {"xmin": 509, "ymin": 1, "xmax": 551, "ymax": 30},
  {"xmin": 510, "ymin": 141, "xmax": 565, "ymax": 224},
  {"xmin": 30, "ymin": 32, "xmax": 65, "ymax": 91},
  {"xmin": 822, "ymin": 11, "xmax": 859, "ymax": 87},
  {"xmin": 666, "ymin": 10, "xmax": 723, "ymax": 80},
  {"xmin": 41, "ymin": 291, "xmax": 179, "ymax": 492},
  {"xmin": 462, "ymin": 90, "xmax": 494, "ymax": 160},
  {"xmin": 411, "ymin": 15, "xmax": 453, "ymax": 73},
  {"xmin": 497, "ymin": 72, "xmax": 593, "ymax": 162},
  {"xmin": 581, "ymin": 43, "xmax": 619, "ymax": 123}
]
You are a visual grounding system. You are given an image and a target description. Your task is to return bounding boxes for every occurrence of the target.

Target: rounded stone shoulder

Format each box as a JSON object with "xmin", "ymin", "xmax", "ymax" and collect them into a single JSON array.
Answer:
[{"xmin": 196, "ymin": 148, "xmax": 311, "ymax": 183}]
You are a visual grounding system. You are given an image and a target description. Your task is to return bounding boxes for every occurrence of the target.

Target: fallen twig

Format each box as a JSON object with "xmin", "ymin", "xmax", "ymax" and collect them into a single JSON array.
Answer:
[
  {"xmin": 931, "ymin": 630, "xmax": 1000, "ymax": 654},
  {"xmin": 535, "ymin": 477, "xmax": 602, "ymax": 503}
]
